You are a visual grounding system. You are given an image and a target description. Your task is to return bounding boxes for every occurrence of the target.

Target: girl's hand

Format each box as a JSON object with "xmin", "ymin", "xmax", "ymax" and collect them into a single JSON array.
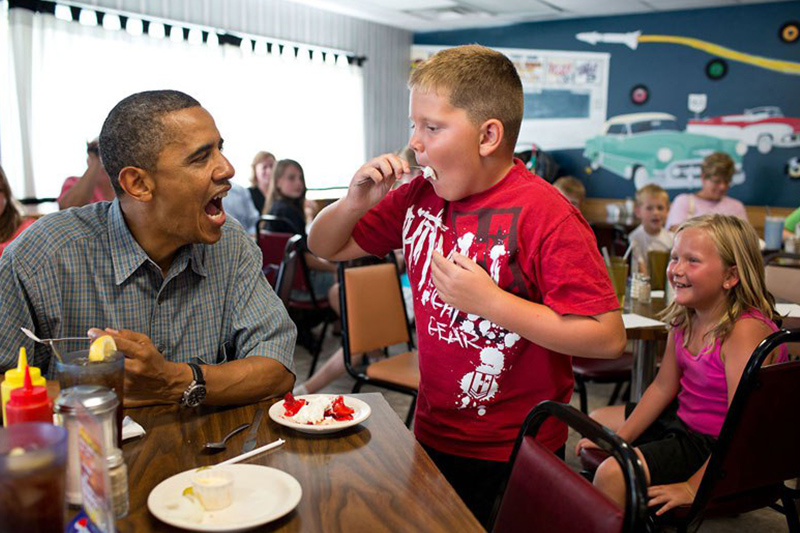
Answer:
[
  {"xmin": 647, "ymin": 482, "xmax": 696, "ymax": 515},
  {"xmin": 574, "ymin": 437, "xmax": 600, "ymax": 456},
  {"xmin": 430, "ymin": 252, "xmax": 501, "ymax": 316},
  {"xmin": 346, "ymin": 154, "xmax": 407, "ymax": 212}
]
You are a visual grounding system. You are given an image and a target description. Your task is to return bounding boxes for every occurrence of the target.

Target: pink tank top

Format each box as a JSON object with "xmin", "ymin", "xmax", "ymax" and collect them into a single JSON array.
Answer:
[{"xmin": 675, "ymin": 309, "xmax": 787, "ymax": 437}]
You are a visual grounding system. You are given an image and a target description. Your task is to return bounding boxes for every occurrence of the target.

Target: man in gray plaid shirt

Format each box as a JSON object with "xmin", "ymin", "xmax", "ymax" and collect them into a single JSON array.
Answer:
[{"xmin": 0, "ymin": 90, "xmax": 296, "ymax": 407}]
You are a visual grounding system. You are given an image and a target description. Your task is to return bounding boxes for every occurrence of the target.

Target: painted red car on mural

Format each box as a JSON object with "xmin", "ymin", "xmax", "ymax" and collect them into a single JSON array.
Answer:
[{"xmin": 687, "ymin": 107, "xmax": 800, "ymax": 154}]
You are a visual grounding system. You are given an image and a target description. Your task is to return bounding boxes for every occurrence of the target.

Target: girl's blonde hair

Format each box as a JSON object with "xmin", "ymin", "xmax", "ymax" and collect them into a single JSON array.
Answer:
[{"xmin": 660, "ymin": 214, "xmax": 777, "ymax": 346}]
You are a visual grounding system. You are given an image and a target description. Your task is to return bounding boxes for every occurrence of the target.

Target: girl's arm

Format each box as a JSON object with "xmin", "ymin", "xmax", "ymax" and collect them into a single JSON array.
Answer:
[
  {"xmin": 615, "ymin": 331, "xmax": 682, "ymax": 444},
  {"xmin": 647, "ymin": 317, "xmax": 774, "ymax": 514}
]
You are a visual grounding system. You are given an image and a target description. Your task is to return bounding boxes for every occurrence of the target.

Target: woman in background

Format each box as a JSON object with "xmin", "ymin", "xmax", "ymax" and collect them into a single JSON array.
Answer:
[
  {"xmin": 249, "ymin": 150, "xmax": 277, "ymax": 215},
  {"xmin": 0, "ymin": 165, "xmax": 35, "ymax": 257}
]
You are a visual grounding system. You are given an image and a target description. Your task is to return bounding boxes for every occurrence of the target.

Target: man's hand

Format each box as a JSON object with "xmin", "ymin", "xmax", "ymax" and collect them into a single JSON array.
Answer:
[
  {"xmin": 430, "ymin": 252, "xmax": 502, "ymax": 317},
  {"xmin": 89, "ymin": 328, "xmax": 185, "ymax": 404},
  {"xmin": 647, "ymin": 482, "xmax": 696, "ymax": 515},
  {"xmin": 345, "ymin": 154, "xmax": 408, "ymax": 213}
]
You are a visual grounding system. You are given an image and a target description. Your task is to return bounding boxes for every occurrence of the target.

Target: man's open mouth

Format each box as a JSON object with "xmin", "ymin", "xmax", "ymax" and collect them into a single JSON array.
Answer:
[{"xmin": 205, "ymin": 192, "xmax": 227, "ymax": 218}]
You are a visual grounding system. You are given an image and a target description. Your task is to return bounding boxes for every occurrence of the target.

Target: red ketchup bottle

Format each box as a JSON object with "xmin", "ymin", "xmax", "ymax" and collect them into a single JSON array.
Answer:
[{"xmin": 5, "ymin": 366, "xmax": 53, "ymax": 426}]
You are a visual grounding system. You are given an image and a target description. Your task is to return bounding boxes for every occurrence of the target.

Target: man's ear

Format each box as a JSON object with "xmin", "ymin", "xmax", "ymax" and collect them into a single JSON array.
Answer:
[
  {"xmin": 118, "ymin": 167, "xmax": 154, "ymax": 202},
  {"xmin": 478, "ymin": 119, "xmax": 505, "ymax": 157}
]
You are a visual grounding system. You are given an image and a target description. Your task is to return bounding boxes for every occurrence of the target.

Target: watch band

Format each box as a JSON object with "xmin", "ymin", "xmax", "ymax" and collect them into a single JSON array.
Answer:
[{"xmin": 187, "ymin": 362, "xmax": 205, "ymax": 385}]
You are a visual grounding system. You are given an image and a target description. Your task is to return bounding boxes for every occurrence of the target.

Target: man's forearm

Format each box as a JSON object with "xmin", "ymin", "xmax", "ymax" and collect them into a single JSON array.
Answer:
[
  {"xmin": 484, "ymin": 290, "xmax": 626, "ymax": 359},
  {"xmin": 202, "ymin": 357, "xmax": 294, "ymax": 405}
]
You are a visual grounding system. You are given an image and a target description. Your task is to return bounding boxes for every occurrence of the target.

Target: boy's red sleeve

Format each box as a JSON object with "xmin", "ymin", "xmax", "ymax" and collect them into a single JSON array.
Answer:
[
  {"xmin": 351, "ymin": 183, "xmax": 412, "ymax": 258},
  {"xmin": 533, "ymin": 213, "xmax": 619, "ymax": 317}
]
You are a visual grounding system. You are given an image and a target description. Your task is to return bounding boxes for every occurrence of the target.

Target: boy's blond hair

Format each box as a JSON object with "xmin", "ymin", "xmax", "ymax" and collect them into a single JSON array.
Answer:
[
  {"xmin": 409, "ymin": 44, "xmax": 523, "ymax": 151},
  {"xmin": 659, "ymin": 214, "xmax": 777, "ymax": 347},
  {"xmin": 635, "ymin": 183, "xmax": 669, "ymax": 206},
  {"xmin": 553, "ymin": 176, "xmax": 586, "ymax": 204},
  {"xmin": 701, "ymin": 152, "xmax": 735, "ymax": 183}
]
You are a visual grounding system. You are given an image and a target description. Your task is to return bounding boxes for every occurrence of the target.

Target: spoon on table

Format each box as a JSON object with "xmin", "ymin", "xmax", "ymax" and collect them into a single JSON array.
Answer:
[
  {"xmin": 20, "ymin": 327, "xmax": 90, "ymax": 362},
  {"xmin": 202, "ymin": 423, "xmax": 251, "ymax": 454}
]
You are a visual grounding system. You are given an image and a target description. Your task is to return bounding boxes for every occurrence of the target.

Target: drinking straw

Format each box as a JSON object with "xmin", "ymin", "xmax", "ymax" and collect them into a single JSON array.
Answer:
[
  {"xmin": 601, "ymin": 246, "xmax": 612, "ymax": 268},
  {"xmin": 217, "ymin": 438, "xmax": 285, "ymax": 466},
  {"xmin": 765, "ymin": 204, "xmax": 771, "ymax": 217},
  {"xmin": 622, "ymin": 242, "xmax": 634, "ymax": 262}
]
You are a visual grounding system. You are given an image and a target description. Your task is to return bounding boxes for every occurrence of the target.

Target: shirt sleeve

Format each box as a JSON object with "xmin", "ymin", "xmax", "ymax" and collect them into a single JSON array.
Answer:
[
  {"xmin": 351, "ymin": 184, "xmax": 412, "ymax": 258},
  {"xmin": 732, "ymin": 199, "xmax": 748, "ymax": 222},
  {"xmin": 57, "ymin": 177, "xmax": 79, "ymax": 203},
  {"xmin": 0, "ymin": 252, "xmax": 42, "ymax": 373},
  {"xmin": 228, "ymin": 233, "xmax": 297, "ymax": 374},
  {"xmin": 785, "ymin": 206, "xmax": 800, "ymax": 232},
  {"xmin": 666, "ymin": 194, "xmax": 689, "ymax": 230},
  {"xmin": 533, "ymin": 213, "xmax": 619, "ymax": 317}
]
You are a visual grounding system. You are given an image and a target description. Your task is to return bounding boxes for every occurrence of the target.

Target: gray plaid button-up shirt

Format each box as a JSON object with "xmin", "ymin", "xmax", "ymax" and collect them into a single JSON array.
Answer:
[{"xmin": 0, "ymin": 200, "xmax": 296, "ymax": 378}]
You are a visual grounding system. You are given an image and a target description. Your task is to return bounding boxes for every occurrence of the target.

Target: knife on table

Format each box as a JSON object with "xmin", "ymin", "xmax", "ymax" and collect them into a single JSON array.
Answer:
[{"xmin": 241, "ymin": 408, "xmax": 264, "ymax": 453}]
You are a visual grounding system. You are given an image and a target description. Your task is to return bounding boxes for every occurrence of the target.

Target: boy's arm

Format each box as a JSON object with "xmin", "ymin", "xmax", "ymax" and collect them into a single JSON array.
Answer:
[
  {"xmin": 308, "ymin": 154, "xmax": 408, "ymax": 262},
  {"xmin": 431, "ymin": 251, "xmax": 626, "ymax": 359}
]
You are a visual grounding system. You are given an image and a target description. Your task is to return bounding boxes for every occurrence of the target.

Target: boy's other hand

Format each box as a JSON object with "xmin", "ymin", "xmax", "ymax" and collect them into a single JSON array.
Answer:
[
  {"xmin": 346, "ymin": 154, "xmax": 407, "ymax": 212},
  {"xmin": 431, "ymin": 252, "xmax": 501, "ymax": 316}
]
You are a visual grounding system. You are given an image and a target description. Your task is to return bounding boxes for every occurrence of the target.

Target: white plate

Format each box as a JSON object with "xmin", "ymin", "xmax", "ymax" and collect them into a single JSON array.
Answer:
[
  {"xmin": 148, "ymin": 464, "xmax": 301, "ymax": 532},
  {"xmin": 268, "ymin": 394, "xmax": 371, "ymax": 434}
]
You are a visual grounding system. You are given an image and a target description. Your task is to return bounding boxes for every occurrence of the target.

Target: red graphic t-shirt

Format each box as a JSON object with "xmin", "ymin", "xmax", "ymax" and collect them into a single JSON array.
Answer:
[{"xmin": 353, "ymin": 161, "xmax": 618, "ymax": 461}]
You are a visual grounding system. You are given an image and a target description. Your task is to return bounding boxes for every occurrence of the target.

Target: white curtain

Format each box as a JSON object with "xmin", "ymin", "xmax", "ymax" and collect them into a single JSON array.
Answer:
[{"xmin": 0, "ymin": 4, "xmax": 365, "ymax": 199}]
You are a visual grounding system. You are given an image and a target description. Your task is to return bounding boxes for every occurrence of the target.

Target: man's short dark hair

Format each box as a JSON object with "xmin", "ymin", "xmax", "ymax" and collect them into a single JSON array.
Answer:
[{"xmin": 99, "ymin": 90, "xmax": 201, "ymax": 196}]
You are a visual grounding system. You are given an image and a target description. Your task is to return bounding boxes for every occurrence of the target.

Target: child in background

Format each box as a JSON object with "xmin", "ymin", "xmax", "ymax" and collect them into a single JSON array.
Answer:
[
  {"xmin": 577, "ymin": 214, "xmax": 787, "ymax": 515},
  {"xmin": 307, "ymin": 44, "xmax": 625, "ymax": 526},
  {"xmin": 0, "ymin": 165, "xmax": 35, "ymax": 257},
  {"xmin": 629, "ymin": 184, "xmax": 673, "ymax": 273},
  {"xmin": 553, "ymin": 176, "xmax": 586, "ymax": 211}
]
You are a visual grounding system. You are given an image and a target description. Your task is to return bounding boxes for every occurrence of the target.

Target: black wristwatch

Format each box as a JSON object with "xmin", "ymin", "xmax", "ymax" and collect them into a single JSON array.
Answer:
[{"xmin": 179, "ymin": 363, "xmax": 207, "ymax": 407}]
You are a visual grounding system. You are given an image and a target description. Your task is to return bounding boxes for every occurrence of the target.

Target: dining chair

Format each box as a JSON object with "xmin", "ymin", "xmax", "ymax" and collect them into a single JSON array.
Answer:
[
  {"xmin": 275, "ymin": 234, "xmax": 336, "ymax": 378},
  {"xmin": 338, "ymin": 257, "xmax": 419, "ymax": 427},
  {"xmin": 581, "ymin": 328, "xmax": 800, "ymax": 532},
  {"xmin": 256, "ymin": 215, "xmax": 296, "ymax": 287},
  {"xmin": 490, "ymin": 400, "xmax": 648, "ymax": 533},
  {"xmin": 572, "ymin": 352, "xmax": 634, "ymax": 413}
]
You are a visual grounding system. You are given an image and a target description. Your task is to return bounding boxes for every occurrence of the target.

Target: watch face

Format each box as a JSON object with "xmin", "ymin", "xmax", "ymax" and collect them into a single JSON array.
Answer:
[{"xmin": 184, "ymin": 385, "xmax": 207, "ymax": 407}]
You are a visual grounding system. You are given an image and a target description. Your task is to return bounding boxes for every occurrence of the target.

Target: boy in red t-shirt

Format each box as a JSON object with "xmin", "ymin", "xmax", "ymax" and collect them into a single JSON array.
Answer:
[{"xmin": 308, "ymin": 44, "xmax": 626, "ymax": 526}]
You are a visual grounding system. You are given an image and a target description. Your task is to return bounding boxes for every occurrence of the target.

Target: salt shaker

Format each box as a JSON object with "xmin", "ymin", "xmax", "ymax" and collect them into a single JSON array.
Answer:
[
  {"xmin": 638, "ymin": 275, "xmax": 652, "ymax": 304},
  {"xmin": 107, "ymin": 447, "xmax": 129, "ymax": 518}
]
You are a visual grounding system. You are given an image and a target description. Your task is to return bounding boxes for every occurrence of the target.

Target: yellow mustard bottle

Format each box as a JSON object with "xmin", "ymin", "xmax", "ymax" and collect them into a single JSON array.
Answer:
[{"xmin": 2, "ymin": 347, "xmax": 46, "ymax": 425}]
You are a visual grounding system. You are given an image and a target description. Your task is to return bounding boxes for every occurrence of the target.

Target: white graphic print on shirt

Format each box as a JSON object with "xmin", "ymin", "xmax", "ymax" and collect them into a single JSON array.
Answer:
[{"xmin": 403, "ymin": 204, "xmax": 526, "ymax": 416}]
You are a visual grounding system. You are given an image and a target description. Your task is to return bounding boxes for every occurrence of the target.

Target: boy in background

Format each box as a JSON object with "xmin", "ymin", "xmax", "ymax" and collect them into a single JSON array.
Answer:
[
  {"xmin": 553, "ymin": 176, "xmax": 586, "ymax": 211},
  {"xmin": 308, "ymin": 44, "xmax": 625, "ymax": 526},
  {"xmin": 629, "ymin": 184, "xmax": 673, "ymax": 273}
]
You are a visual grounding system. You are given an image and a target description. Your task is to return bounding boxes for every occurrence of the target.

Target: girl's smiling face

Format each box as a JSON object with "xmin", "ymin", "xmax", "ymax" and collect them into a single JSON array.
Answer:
[{"xmin": 667, "ymin": 226, "xmax": 737, "ymax": 311}]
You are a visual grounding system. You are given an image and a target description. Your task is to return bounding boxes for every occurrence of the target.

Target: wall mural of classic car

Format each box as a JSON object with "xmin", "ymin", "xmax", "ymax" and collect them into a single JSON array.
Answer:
[
  {"xmin": 583, "ymin": 112, "xmax": 748, "ymax": 190},
  {"xmin": 686, "ymin": 107, "xmax": 800, "ymax": 154}
]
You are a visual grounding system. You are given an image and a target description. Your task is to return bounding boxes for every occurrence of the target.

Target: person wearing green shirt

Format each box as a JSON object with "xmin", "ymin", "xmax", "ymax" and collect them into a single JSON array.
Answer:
[{"xmin": 784, "ymin": 206, "xmax": 800, "ymax": 239}]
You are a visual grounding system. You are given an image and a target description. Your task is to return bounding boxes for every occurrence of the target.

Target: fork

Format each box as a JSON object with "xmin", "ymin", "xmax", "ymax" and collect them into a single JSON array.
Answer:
[{"xmin": 20, "ymin": 327, "xmax": 90, "ymax": 361}]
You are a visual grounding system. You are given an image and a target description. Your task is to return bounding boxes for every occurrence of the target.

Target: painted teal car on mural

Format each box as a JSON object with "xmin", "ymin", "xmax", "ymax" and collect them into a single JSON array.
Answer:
[{"xmin": 584, "ymin": 113, "xmax": 747, "ymax": 189}]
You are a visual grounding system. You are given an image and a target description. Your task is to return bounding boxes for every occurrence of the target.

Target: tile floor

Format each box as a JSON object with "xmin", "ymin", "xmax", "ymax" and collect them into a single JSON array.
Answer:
[{"xmin": 292, "ymin": 326, "xmax": 791, "ymax": 532}]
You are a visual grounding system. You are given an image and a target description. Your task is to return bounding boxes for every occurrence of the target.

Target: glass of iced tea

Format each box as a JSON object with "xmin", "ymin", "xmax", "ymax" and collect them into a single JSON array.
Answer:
[
  {"xmin": 0, "ymin": 423, "xmax": 68, "ymax": 532},
  {"xmin": 56, "ymin": 350, "xmax": 124, "ymax": 444}
]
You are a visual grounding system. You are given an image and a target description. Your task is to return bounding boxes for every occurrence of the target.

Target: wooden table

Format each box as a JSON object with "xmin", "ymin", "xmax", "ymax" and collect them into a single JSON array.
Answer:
[
  {"xmin": 117, "ymin": 393, "xmax": 484, "ymax": 532},
  {"xmin": 624, "ymin": 297, "xmax": 669, "ymax": 400}
]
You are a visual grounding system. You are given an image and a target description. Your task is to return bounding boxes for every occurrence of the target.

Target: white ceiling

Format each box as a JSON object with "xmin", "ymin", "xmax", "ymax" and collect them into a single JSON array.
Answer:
[{"xmin": 286, "ymin": 0, "xmax": 795, "ymax": 32}]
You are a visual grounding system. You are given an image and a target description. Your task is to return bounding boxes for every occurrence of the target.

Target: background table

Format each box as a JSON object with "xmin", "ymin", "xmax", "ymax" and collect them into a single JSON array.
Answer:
[
  {"xmin": 625, "ymin": 297, "xmax": 669, "ymax": 400},
  {"xmin": 118, "ymin": 393, "xmax": 484, "ymax": 532}
]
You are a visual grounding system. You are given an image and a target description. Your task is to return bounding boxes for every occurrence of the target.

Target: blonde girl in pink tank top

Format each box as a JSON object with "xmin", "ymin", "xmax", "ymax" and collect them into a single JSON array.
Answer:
[{"xmin": 576, "ymin": 214, "xmax": 787, "ymax": 516}]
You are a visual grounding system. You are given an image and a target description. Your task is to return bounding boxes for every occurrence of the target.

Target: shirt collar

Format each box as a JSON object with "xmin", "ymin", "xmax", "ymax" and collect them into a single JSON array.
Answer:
[{"xmin": 108, "ymin": 199, "xmax": 208, "ymax": 284}]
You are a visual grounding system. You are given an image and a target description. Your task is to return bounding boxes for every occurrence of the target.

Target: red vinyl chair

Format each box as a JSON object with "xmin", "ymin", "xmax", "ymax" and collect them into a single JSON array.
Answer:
[
  {"xmin": 274, "ymin": 235, "xmax": 336, "ymax": 377},
  {"xmin": 572, "ymin": 353, "xmax": 634, "ymax": 413},
  {"xmin": 491, "ymin": 401, "xmax": 648, "ymax": 533},
  {"xmin": 256, "ymin": 215, "xmax": 295, "ymax": 287}
]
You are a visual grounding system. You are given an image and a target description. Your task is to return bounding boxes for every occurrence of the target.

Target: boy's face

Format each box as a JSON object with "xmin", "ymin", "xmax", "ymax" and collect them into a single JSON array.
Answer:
[
  {"xmin": 408, "ymin": 88, "xmax": 484, "ymax": 202},
  {"xmin": 635, "ymin": 194, "xmax": 668, "ymax": 235}
]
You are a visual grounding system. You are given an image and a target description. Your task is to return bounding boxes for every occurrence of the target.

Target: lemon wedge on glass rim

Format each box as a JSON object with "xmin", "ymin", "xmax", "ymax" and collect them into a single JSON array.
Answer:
[{"xmin": 88, "ymin": 335, "xmax": 117, "ymax": 362}]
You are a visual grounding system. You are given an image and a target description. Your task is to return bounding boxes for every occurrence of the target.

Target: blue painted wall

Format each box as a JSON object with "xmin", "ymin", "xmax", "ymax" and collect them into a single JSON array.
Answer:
[{"xmin": 414, "ymin": 2, "xmax": 800, "ymax": 206}]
